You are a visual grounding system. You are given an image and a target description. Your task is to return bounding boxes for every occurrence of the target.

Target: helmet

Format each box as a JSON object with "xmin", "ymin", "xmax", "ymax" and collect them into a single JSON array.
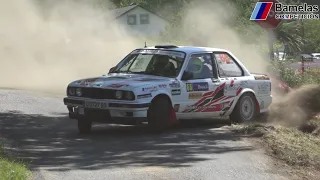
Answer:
[
  {"xmin": 154, "ymin": 55, "xmax": 169, "ymax": 68},
  {"xmin": 189, "ymin": 57, "xmax": 203, "ymax": 74}
]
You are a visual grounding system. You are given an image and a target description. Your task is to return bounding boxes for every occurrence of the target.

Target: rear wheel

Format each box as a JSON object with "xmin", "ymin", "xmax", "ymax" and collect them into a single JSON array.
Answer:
[
  {"xmin": 77, "ymin": 117, "xmax": 92, "ymax": 134},
  {"xmin": 230, "ymin": 93, "xmax": 257, "ymax": 124},
  {"xmin": 148, "ymin": 97, "xmax": 171, "ymax": 132}
]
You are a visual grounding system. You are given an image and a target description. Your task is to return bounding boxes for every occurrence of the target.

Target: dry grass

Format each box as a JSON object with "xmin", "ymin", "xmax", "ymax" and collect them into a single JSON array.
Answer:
[
  {"xmin": 232, "ymin": 118, "xmax": 320, "ymax": 179},
  {"xmin": 264, "ymin": 125, "xmax": 320, "ymax": 169}
]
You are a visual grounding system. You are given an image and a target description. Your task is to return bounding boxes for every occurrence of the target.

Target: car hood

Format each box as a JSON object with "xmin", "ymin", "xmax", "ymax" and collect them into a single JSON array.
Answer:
[{"xmin": 69, "ymin": 73, "xmax": 173, "ymax": 90}]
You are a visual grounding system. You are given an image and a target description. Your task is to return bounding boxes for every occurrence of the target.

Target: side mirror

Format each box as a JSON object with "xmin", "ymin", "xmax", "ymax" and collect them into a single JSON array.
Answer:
[
  {"xmin": 109, "ymin": 67, "xmax": 116, "ymax": 73},
  {"xmin": 181, "ymin": 71, "xmax": 193, "ymax": 81}
]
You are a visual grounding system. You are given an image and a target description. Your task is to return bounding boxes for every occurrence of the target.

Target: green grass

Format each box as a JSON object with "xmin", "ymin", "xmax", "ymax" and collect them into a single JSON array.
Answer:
[{"xmin": 0, "ymin": 143, "xmax": 31, "ymax": 180}]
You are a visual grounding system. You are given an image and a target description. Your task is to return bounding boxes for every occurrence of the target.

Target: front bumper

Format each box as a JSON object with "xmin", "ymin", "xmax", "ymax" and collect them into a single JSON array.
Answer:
[{"xmin": 63, "ymin": 97, "xmax": 150, "ymax": 119}]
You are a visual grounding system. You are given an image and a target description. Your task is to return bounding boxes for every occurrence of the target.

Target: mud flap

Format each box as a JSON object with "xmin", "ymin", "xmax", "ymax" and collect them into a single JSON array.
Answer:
[{"xmin": 169, "ymin": 107, "xmax": 179, "ymax": 126}]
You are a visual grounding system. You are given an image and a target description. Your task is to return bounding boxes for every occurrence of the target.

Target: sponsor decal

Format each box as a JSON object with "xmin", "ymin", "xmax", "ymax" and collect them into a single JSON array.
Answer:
[
  {"xmin": 158, "ymin": 84, "xmax": 167, "ymax": 88},
  {"xmin": 108, "ymin": 83, "xmax": 129, "ymax": 88},
  {"xmin": 188, "ymin": 92, "xmax": 203, "ymax": 99},
  {"xmin": 257, "ymin": 82, "xmax": 270, "ymax": 94},
  {"xmin": 254, "ymin": 75, "xmax": 270, "ymax": 80},
  {"xmin": 142, "ymin": 86, "xmax": 157, "ymax": 92},
  {"xmin": 137, "ymin": 93, "xmax": 152, "ymax": 99},
  {"xmin": 169, "ymin": 81, "xmax": 180, "ymax": 88},
  {"xmin": 185, "ymin": 105, "xmax": 218, "ymax": 110},
  {"xmin": 171, "ymin": 89, "xmax": 181, "ymax": 95},
  {"xmin": 186, "ymin": 82, "xmax": 209, "ymax": 92},
  {"xmin": 174, "ymin": 104, "xmax": 180, "ymax": 112},
  {"xmin": 131, "ymin": 49, "xmax": 186, "ymax": 58},
  {"xmin": 224, "ymin": 81, "xmax": 242, "ymax": 96},
  {"xmin": 182, "ymin": 82, "xmax": 227, "ymax": 113}
]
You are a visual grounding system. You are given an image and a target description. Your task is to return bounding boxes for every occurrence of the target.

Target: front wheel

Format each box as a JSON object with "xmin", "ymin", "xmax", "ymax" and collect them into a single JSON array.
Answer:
[
  {"xmin": 230, "ymin": 93, "xmax": 257, "ymax": 124},
  {"xmin": 147, "ymin": 97, "xmax": 171, "ymax": 132},
  {"xmin": 77, "ymin": 117, "xmax": 92, "ymax": 134}
]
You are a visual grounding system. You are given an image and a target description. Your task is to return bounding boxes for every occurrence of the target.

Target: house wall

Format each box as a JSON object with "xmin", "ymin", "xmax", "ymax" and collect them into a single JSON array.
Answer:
[{"xmin": 115, "ymin": 6, "xmax": 169, "ymax": 36}]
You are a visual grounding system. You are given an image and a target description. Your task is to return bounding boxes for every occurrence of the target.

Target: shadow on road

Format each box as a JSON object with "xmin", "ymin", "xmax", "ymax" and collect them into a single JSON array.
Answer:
[{"xmin": 0, "ymin": 111, "xmax": 253, "ymax": 172}]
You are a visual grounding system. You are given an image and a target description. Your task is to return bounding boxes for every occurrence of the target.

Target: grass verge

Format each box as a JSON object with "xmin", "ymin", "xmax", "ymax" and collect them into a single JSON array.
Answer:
[
  {"xmin": 0, "ymin": 142, "xmax": 31, "ymax": 180},
  {"xmin": 232, "ymin": 118, "xmax": 320, "ymax": 178}
]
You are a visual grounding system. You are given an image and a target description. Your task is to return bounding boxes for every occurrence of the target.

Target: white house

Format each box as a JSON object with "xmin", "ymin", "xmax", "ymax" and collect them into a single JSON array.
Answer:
[{"xmin": 110, "ymin": 3, "xmax": 169, "ymax": 36}]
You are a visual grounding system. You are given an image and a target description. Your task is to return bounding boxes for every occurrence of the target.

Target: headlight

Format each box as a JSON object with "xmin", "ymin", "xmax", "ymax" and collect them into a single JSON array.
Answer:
[
  {"xmin": 68, "ymin": 87, "xmax": 75, "ymax": 96},
  {"xmin": 115, "ymin": 91, "xmax": 123, "ymax": 99},
  {"xmin": 76, "ymin": 88, "xmax": 82, "ymax": 96},
  {"xmin": 125, "ymin": 91, "xmax": 134, "ymax": 100}
]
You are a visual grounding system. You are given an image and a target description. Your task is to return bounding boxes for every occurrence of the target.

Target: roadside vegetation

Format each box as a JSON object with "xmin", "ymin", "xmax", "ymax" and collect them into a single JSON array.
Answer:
[
  {"xmin": 232, "ymin": 68, "xmax": 320, "ymax": 178},
  {"xmin": 2, "ymin": 0, "xmax": 319, "ymax": 178},
  {"xmin": 0, "ymin": 143, "xmax": 31, "ymax": 180},
  {"xmin": 233, "ymin": 118, "xmax": 320, "ymax": 179}
]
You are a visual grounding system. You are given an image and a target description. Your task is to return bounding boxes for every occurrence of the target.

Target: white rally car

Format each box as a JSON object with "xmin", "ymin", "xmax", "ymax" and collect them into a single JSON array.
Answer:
[{"xmin": 64, "ymin": 45, "xmax": 272, "ymax": 133}]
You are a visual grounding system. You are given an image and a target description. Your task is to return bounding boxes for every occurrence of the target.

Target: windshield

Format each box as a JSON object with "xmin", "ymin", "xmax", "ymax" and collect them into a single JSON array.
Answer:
[{"xmin": 114, "ymin": 49, "xmax": 186, "ymax": 78}]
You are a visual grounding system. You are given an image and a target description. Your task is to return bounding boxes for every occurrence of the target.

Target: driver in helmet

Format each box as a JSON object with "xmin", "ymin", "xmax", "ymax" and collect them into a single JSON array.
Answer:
[
  {"xmin": 148, "ymin": 55, "xmax": 170, "ymax": 75},
  {"xmin": 187, "ymin": 57, "xmax": 212, "ymax": 79}
]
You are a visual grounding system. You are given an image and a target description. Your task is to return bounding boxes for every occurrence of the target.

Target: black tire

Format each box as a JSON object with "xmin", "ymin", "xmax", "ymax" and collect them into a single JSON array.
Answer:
[
  {"xmin": 77, "ymin": 117, "xmax": 92, "ymax": 134},
  {"xmin": 147, "ymin": 97, "xmax": 171, "ymax": 132},
  {"xmin": 230, "ymin": 93, "xmax": 258, "ymax": 124}
]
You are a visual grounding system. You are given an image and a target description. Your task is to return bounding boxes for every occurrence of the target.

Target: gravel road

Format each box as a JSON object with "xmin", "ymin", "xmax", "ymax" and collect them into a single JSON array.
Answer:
[{"xmin": 0, "ymin": 89, "xmax": 289, "ymax": 180}]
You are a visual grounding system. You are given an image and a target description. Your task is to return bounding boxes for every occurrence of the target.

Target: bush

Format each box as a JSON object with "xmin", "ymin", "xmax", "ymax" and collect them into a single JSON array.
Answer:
[{"xmin": 270, "ymin": 61, "xmax": 320, "ymax": 88}]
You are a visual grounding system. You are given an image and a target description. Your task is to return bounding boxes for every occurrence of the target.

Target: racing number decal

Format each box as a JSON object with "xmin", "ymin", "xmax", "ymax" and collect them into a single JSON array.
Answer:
[
  {"xmin": 186, "ymin": 84, "xmax": 193, "ymax": 92},
  {"xmin": 186, "ymin": 82, "xmax": 209, "ymax": 92}
]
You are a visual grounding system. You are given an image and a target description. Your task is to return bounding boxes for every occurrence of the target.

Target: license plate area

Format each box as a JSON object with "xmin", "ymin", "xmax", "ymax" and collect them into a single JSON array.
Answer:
[{"xmin": 84, "ymin": 101, "xmax": 108, "ymax": 109}]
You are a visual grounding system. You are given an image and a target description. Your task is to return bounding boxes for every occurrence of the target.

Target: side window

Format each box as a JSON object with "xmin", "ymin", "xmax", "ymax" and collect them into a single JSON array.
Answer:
[
  {"xmin": 213, "ymin": 52, "xmax": 243, "ymax": 77},
  {"xmin": 186, "ymin": 53, "xmax": 216, "ymax": 80}
]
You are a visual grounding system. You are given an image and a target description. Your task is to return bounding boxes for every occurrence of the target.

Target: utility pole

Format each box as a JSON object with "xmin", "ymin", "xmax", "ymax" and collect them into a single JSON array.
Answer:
[
  {"xmin": 301, "ymin": 19, "xmax": 305, "ymax": 75},
  {"xmin": 268, "ymin": 29, "xmax": 275, "ymax": 61}
]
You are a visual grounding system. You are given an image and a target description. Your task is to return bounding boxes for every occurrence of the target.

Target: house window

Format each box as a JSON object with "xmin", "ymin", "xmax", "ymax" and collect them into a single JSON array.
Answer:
[
  {"xmin": 140, "ymin": 14, "xmax": 149, "ymax": 24},
  {"xmin": 127, "ymin": 14, "xmax": 137, "ymax": 25}
]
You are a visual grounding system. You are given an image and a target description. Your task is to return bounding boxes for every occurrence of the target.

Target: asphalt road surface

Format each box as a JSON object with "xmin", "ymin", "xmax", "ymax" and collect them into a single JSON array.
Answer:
[
  {"xmin": 0, "ymin": 89, "xmax": 289, "ymax": 180},
  {"xmin": 288, "ymin": 59, "xmax": 320, "ymax": 70}
]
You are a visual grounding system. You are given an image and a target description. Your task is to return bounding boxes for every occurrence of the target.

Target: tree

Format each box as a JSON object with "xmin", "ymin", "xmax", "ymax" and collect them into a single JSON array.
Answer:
[{"xmin": 274, "ymin": 21, "xmax": 304, "ymax": 57}]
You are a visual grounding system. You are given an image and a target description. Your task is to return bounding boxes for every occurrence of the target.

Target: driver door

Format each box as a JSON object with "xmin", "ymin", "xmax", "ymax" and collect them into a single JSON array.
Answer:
[{"xmin": 176, "ymin": 53, "xmax": 224, "ymax": 119}]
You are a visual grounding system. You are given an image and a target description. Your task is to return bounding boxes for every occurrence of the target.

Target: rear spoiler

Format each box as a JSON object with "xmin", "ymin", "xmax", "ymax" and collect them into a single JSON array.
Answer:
[
  {"xmin": 250, "ymin": 72, "xmax": 270, "ymax": 80},
  {"xmin": 251, "ymin": 72, "xmax": 293, "ymax": 92}
]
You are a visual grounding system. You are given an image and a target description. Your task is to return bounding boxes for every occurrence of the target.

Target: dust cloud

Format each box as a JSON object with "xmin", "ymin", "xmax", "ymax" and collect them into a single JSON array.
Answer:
[
  {"xmin": 178, "ymin": 0, "xmax": 270, "ymax": 74},
  {"xmin": 0, "ymin": 0, "xmax": 278, "ymax": 97},
  {"xmin": 267, "ymin": 84, "xmax": 320, "ymax": 127},
  {"xmin": 0, "ymin": 0, "xmax": 141, "ymax": 95}
]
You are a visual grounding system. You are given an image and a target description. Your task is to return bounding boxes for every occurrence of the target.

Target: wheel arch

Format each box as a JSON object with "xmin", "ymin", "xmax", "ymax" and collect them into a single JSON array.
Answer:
[
  {"xmin": 151, "ymin": 93, "xmax": 173, "ymax": 106},
  {"xmin": 226, "ymin": 88, "xmax": 260, "ymax": 116}
]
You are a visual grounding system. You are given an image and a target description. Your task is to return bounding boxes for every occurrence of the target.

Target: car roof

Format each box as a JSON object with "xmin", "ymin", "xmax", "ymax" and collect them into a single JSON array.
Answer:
[{"xmin": 142, "ymin": 46, "xmax": 228, "ymax": 54}]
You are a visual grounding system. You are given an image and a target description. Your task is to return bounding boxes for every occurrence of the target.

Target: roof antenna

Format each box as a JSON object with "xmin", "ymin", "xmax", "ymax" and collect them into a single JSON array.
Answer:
[{"xmin": 144, "ymin": 41, "xmax": 147, "ymax": 48}]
